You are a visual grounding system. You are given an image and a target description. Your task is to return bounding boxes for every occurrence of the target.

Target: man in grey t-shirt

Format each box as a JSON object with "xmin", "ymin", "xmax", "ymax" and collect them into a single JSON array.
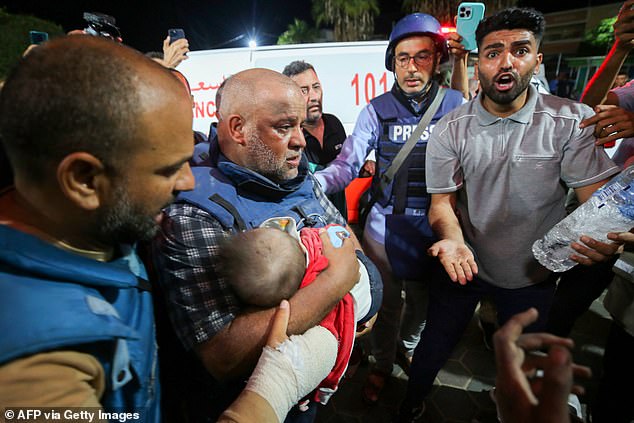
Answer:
[{"xmin": 398, "ymin": 8, "xmax": 620, "ymax": 420}]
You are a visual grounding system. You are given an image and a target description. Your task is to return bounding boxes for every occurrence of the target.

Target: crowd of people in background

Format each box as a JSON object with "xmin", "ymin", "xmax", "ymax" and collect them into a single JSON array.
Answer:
[{"xmin": 1, "ymin": 3, "xmax": 634, "ymax": 423}]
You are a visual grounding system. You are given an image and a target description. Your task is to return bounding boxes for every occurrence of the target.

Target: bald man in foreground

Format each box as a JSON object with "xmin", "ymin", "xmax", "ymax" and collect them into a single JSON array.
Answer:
[
  {"xmin": 151, "ymin": 68, "xmax": 365, "ymax": 421},
  {"xmin": 0, "ymin": 35, "xmax": 195, "ymax": 420}
]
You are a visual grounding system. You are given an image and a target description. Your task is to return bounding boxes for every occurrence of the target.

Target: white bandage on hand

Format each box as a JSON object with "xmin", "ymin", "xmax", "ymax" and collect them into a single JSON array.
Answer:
[{"xmin": 245, "ymin": 325, "xmax": 337, "ymax": 422}]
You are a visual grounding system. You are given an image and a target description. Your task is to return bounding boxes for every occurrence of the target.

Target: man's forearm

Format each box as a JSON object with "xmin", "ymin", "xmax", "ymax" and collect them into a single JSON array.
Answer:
[
  {"xmin": 314, "ymin": 138, "xmax": 362, "ymax": 194},
  {"xmin": 574, "ymin": 178, "xmax": 611, "ymax": 204},
  {"xmin": 287, "ymin": 268, "xmax": 351, "ymax": 330},
  {"xmin": 451, "ymin": 54, "xmax": 470, "ymax": 100},
  {"xmin": 219, "ymin": 391, "xmax": 278, "ymax": 423},
  {"xmin": 429, "ymin": 202, "xmax": 464, "ymax": 242},
  {"xmin": 316, "ymin": 109, "xmax": 377, "ymax": 193},
  {"xmin": 427, "ymin": 192, "xmax": 478, "ymax": 283},
  {"xmin": 431, "ymin": 217, "xmax": 464, "ymax": 243},
  {"xmin": 195, "ymin": 308, "xmax": 275, "ymax": 380},
  {"xmin": 581, "ymin": 43, "xmax": 630, "ymax": 107}
]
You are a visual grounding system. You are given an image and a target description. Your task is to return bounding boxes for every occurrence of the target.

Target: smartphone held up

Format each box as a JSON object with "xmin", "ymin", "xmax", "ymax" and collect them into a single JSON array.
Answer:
[
  {"xmin": 168, "ymin": 28, "xmax": 186, "ymax": 45},
  {"xmin": 456, "ymin": 2, "xmax": 485, "ymax": 51}
]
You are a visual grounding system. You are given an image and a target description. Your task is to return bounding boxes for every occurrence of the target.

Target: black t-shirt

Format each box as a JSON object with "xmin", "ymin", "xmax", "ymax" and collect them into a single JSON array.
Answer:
[
  {"xmin": 303, "ymin": 113, "xmax": 348, "ymax": 219},
  {"xmin": 302, "ymin": 113, "xmax": 346, "ymax": 166}
]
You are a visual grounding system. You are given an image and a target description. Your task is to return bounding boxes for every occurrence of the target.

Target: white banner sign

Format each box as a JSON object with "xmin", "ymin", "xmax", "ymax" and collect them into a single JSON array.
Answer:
[{"xmin": 176, "ymin": 41, "xmax": 394, "ymax": 135}]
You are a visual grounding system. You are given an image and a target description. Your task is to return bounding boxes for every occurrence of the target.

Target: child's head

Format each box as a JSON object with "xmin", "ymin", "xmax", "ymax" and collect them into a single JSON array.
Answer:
[{"xmin": 219, "ymin": 227, "xmax": 306, "ymax": 307}]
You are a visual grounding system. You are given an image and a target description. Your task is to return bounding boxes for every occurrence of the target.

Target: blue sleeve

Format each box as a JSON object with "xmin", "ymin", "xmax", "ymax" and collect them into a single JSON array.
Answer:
[{"xmin": 314, "ymin": 104, "xmax": 379, "ymax": 194}]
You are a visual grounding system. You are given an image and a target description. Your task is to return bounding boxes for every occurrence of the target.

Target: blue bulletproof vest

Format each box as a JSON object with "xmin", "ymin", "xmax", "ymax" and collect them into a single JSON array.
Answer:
[
  {"xmin": 370, "ymin": 84, "xmax": 463, "ymax": 212},
  {"xmin": 178, "ymin": 156, "xmax": 329, "ymax": 231},
  {"xmin": 0, "ymin": 226, "xmax": 160, "ymax": 422}
]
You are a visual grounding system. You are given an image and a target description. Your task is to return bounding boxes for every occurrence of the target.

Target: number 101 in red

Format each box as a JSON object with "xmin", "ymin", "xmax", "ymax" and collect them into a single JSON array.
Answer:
[{"xmin": 351, "ymin": 72, "xmax": 388, "ymax": 105}]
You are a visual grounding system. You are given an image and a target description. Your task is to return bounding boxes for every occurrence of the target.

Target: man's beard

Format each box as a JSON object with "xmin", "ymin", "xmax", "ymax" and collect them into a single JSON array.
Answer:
[
  {"xmin": 306, "ymin": 103, "xmax": 322, "ymax": 124},
  {"xmin": 397, "ymin": 61, "xmax": 437, "ymax": 100},
  {"xmin": 95, "ymin": 185, "xmax": 164, "ymax": 245},
  {"xmin": 480, "ymin": 70, "xmax": 533, "ymax": 105},
  {"xmin": 245, "ymin": 131, "xmax": 293, "ymax": 182}
]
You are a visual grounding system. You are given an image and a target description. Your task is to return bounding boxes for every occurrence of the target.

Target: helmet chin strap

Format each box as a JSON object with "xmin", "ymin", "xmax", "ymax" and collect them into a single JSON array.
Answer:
[
  {"xmin": 393, "ymin": 60, "xmax": 438, "ymax": 103},
  {"xmin": 393, "ymin": 72, "xmax": 434, "ymax": 103}
]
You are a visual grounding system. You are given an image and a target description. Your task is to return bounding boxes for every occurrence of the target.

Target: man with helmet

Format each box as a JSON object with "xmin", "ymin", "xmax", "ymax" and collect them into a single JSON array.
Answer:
[{"xmin": 314, "ymin": 13, "xmax": 465, "ymax": 404}]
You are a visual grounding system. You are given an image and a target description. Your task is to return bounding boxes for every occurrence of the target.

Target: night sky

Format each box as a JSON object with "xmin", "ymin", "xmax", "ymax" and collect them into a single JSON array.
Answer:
[{"xmin": 0, "ymin": 0, "xmax": 621, "ymax": 53}]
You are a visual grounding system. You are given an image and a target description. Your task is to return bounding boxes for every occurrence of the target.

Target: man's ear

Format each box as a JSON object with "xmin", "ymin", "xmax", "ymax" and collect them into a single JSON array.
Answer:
[
  {"xmin": 227, "ymin": 114, "xmax": 247, "ymax": 146},
  {"xmin": 57, "ymin": 152, "xmax": 110, "ymax": 211},
  {"xmin": 534, "ymin": 52, "xmax": 543, "ymax": 75}
]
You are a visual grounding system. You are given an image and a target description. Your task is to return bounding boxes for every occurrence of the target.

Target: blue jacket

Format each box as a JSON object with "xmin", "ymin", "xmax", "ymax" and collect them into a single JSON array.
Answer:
[
  {"xmin": 0, "ymin": 225, "xmax": 160, "ymax": 422},
  {"xmin": 179, "ymin": 154, "xmax": 329, "ymax": 231}
]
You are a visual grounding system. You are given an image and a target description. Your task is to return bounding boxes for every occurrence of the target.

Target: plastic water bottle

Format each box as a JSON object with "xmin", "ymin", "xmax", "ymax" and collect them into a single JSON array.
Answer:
[{"xmin": 532, "ymin": 165, "xmax": 634, "ymax": 272}]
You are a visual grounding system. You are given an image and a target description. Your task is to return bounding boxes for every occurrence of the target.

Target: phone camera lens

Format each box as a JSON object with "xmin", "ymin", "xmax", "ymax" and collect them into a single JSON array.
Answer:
[{"xmin": 459, "ymin": 7, "xmax": 465, "ymax": 11}]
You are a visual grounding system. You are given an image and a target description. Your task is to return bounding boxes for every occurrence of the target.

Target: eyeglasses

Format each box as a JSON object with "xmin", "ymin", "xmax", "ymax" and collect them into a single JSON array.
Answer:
[{"xmin": 394, "ymin": 52, "xmax": 434, "ymax": 69}]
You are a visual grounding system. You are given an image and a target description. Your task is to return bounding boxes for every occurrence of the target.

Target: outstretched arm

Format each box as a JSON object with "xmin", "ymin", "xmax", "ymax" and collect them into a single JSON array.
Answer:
[
  {"xmin": 315, "ymin": 106, "xmax": 377, "ymax": 194},
  {"xmin": 447, "ymin": 30, "xmax": 470, "ymax": 100},
  {"xmin": 427, "ymin": 192, "xmax": 478, "ymax": 285},
  {"xmin": 581, "ymin": 0, "xmax": 634, "ymax": 107}
]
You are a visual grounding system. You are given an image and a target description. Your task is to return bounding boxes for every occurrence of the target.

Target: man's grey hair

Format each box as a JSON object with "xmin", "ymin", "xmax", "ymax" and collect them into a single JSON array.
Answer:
[{"xmin": 282, "ymin": 60, "xmax": 315, "ymax": 78}]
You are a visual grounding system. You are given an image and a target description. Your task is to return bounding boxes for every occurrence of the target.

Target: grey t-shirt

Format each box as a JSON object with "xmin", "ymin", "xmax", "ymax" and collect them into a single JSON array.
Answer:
[{"xmin": 426, "ymin": 85, "xmax": 620, "ymax": 288}]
